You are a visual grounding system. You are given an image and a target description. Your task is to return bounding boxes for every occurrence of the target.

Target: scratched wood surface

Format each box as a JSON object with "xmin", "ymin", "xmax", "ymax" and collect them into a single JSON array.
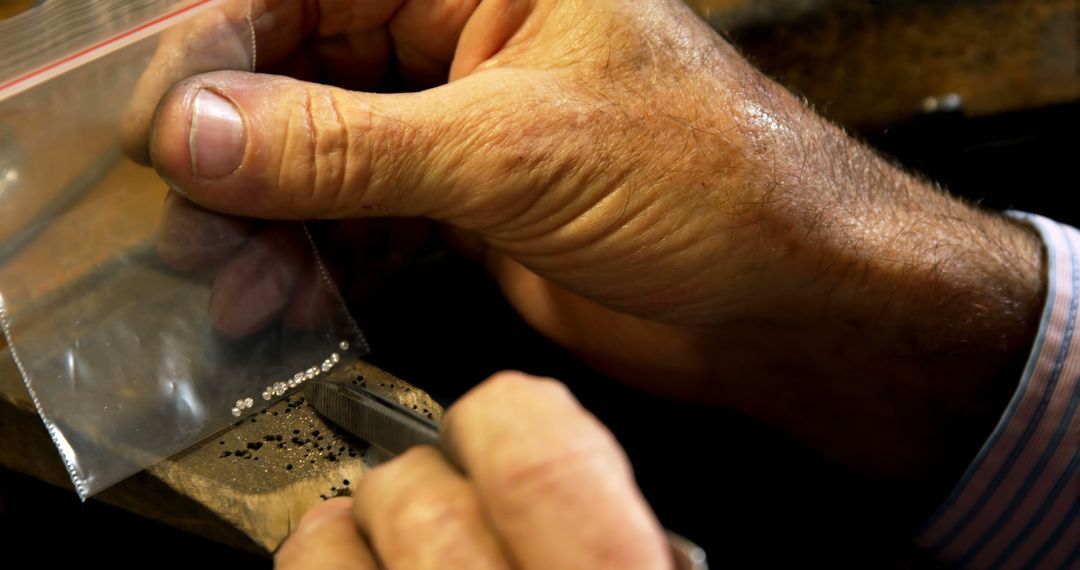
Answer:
[
  {"xmin": 0, "ymin": 349, "xmax": 442, "ymax": 554},
  {"xmin": 1, "ymin": 0, "xmax": 1077, "ymax": 557}
]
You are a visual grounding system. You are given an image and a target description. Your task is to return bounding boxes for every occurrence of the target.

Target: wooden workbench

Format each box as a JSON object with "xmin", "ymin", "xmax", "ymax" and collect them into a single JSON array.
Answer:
[
  {"xmin": 0, "ymin": 84, "xmax": 443, "ymax": 554},
  {"xmin": 0, "ymin": 344, "xmax": 441, "ymax": 555},
  {"xmin": 690, "ymin": 0, "xmax": 1080, "ymax": 129}
]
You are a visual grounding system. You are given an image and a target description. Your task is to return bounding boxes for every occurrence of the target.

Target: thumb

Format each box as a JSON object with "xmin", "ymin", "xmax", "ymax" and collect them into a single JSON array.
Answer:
[{"xmin": 149, "ymin": 71, "xmax": 484, "ymax": 221}]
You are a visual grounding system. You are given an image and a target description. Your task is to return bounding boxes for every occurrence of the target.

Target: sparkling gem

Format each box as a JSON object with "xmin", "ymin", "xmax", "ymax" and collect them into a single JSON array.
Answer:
[
  {"xmin": 244, "ymin": 397, "xmax": 254, "ymax": 408},
  {"xmin": 330, "ymin": 352, "xmax": 340, "ymax": 364},
  {"xmin": 321, "ymin": 361, "xmax": 332, "ymax": 372},
  {"xmin": 231, "ymin": 407, "xmax": 241, "ymax": 417},
  {"xmin": 262, "ymin": 391, "xmax": 272, "ymax": 401},
  {"xmin": 339, "ymin": 340, "xmax": 349, "ymax": 351}
]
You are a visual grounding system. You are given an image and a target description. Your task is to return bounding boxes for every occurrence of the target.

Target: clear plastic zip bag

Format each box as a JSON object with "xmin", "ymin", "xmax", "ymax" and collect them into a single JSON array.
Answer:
[{"xmin": 0, "ymin": 0, "xmax": 365, "ymax": 499}]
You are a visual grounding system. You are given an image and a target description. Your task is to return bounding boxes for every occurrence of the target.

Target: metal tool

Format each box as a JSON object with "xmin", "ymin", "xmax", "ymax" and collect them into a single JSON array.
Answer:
[{"xmin": 304, "ymin": 378, "xmax": 708, "ymax": 570}]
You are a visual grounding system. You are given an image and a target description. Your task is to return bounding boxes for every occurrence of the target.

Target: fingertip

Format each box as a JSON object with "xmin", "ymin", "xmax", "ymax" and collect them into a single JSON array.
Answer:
[
  {"xmin": 208, "ymin": 224, "xmax": 306, "ymax": 338},
  {"xmin": 119, "ymin": 110, "xmax": 153, "ymax": 165},
  {"xmin": 156, "ymin": 192, "xmax": 256, "ymax": 273},
  {"xmin": 148, "ymin": 72, "xmax": 257, "ymax": 215},
  {"xmin": 277, "ymin": 496, "xmax": 376, "ymax": 570},
  {"xmin": 297, "ymin": 496, "xmax": 355, "ymax": 531},
  {"xmin": 151, "ymin": 69, "xmax": 480, "ymax": 221},
  {"xmin": 471, "ymin": 370, "xmax": 571, "ymax": 406},
  {"xmin": 282, "ymin": 258, "xmax": 341, "ymax": 330},
  {"xmin": 148, "ymin": 76, "xmax": 201, "ymax": 182},
  {"xmin": 441, "ymin": 370, "xmax": 582, "ymax": 470}
]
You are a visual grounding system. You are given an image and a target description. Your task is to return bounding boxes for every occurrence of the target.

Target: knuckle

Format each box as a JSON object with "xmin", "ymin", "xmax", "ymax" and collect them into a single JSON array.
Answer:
[
  {"xmin": 486, "ymin": 434, "xmax": 619, "ymax": 501},
  {"xmin": 359, "ymin": 448, "xmax": 483, "ymax": 552},
  {"xmin": 455, "ymin": 377, "xmax": 627, "ymax": 500},
  {"xmin": 470, "ymin": 371, "xmax": 572, "ymax": 410},
  {"xmin": 361, "ymin": 100, "xmax": 425, "ymax": 211},
  {"xmin": 360, "ymin": 446, "xmax": 430, "ymax": 490},
  {"xmin": 354, "ymin": 452, "xmax": 404, "ymax": 496},
  {"xmin": 387, "ymin": 486, "xmax": 479, "ymax": 537},
  {"xmin": 276, "ymin": 86, "xmax": 361, "ymax": 216},
  {"xmin": 376, "ymin": 483, "xmax": 484, "ymax": 562}
]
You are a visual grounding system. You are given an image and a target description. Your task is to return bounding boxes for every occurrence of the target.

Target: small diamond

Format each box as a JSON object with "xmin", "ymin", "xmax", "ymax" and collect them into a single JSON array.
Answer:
[
  {"xmin": 321, "ymin": 361, "xmax": 332, "ymax": 372},
  {"xmin": 231, "ymin": 407, "xmax": 241, "ymax": 417},
  {"xmin": 293, "ymin": 372, "xmax": 304, "ymax": 383},
  {"xmin": 330, "ymin": 352, "xmax": 340, "ymax": 364},
  {"xmin": 244, "ymin": 397, "xmax": 254, "ymax": 408},
  {"xmin": 339, "ymin": 340, "xmax": 349, "ymax": 351},
  {"xmin": 235, "ymin": 399, "xmax": 245, "ymax": 409},
  {"xmin": 305, "ymin": 367, "xmax": 317, "ymax": 380},
  {"xmin": 262, "ymin": 391, "xmax": 272, "ymax": 401}
]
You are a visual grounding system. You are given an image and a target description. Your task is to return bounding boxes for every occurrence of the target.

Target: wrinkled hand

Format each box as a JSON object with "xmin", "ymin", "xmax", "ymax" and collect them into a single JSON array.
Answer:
[
  {"xmin": 125, "ymin": 0, "xmax": 820, "ymax": 398},
  {"xmin": 275, "ymin": 372, "xmax": 672, "ymax": 570},
  {"xmin": 129, "ymin": 0, "xmax": 1044, "ymax": 483}
]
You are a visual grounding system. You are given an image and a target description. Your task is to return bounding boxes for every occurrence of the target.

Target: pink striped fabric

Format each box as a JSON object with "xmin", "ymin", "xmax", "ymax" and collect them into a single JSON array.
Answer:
[{"xmin": 915, "ymin": 213, "xmax": 1080, "ymax": 569}]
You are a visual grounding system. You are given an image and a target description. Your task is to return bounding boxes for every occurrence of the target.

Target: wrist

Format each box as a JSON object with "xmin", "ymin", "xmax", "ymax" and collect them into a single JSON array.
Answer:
[{"xmin": 707, "ymin": 73, "xmax": 1047, "ymax": 484}]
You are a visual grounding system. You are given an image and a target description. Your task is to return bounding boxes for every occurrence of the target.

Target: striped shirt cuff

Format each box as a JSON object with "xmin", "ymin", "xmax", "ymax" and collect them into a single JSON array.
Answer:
[{"xmin": 915, "ymin": 213, "xmax": 1080, "ymax": 569}]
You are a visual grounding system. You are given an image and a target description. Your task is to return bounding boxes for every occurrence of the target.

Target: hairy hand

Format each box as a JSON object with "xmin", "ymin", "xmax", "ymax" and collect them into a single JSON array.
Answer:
[{"xmin": 127, "ymin": 0, "xmax": 1045, "ymax": 487}]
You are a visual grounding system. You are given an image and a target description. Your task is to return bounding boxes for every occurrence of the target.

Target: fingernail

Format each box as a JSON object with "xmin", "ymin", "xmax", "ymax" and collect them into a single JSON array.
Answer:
[{"xmin": 190, "ymin": 89, "xmax": 244, "ymax": 179}]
